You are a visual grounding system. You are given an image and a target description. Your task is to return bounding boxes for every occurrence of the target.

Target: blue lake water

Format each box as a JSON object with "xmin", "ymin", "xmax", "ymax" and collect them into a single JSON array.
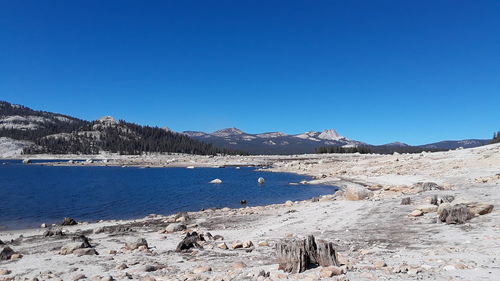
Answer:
[{"xmin": 0, "ymin": 160, "xmax": 337, "ymax": 230}]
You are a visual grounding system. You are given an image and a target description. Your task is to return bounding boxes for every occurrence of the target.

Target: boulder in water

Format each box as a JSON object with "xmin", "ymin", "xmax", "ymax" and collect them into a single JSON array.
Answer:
[
  {"xmin": 258, "ymin": 177, "xmax": 265, "ymax": 184},
  {"xmin": 209, "ymin": 178, "xmax": 222, "ymax": 184},
  {"xmin": 22, "ymin": 159, "xmax": 31, "ymax": 164}
]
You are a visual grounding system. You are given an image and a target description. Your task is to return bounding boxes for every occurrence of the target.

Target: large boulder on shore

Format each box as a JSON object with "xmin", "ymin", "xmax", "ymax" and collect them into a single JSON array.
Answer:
[
  {"xmin": 438, "ymin": 203, "xmax": 473, "ymax": 224},
  {"xmin": 344, "ymin": 186, "xmax": 373, "ymax": 201},
  {"xmin": 0, "ymin": 246, "xmax": 16, "ymax": 260},
  {"xmin": 126, "ymin": 238, "xmax": 148, "ymax": 250}
]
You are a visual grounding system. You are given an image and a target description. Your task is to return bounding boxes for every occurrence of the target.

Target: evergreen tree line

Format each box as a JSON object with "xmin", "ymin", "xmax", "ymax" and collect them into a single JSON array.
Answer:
[
  {"xmin": 492, "ymin": 131, "xmax": 500, "ymax": 144},
  {"xmin": 22, "ymin": 120, "xmax": 246, "ymax": 155},
  {"xmin": 315, "ymin": 145, "xmax": 372, "ymax": 154}
]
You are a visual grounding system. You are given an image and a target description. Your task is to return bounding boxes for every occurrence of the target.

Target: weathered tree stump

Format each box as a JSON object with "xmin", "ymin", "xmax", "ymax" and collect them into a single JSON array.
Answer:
[
  {"xmin": 401, "ymin": 197, "xmax": 411, "ymax": 205},
  {"xmin": 175, "ymin": 232, "xmax": 204, "ymax": 252},
  {"xmin": 276, "ymin": 235, "xmax": 338, "ymax": 273}
]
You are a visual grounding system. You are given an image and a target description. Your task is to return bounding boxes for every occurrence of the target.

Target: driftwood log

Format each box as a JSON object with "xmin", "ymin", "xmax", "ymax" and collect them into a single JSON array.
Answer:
[{"xmin": 276, "ymin": 235, "xmax": 338, "ymax": 273}]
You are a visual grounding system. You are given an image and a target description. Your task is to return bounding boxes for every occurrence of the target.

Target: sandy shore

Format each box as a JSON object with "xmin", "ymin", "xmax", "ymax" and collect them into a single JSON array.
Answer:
[{"xmin": 1, "ymin": 144, "xmax": 499, "ymax": 281}]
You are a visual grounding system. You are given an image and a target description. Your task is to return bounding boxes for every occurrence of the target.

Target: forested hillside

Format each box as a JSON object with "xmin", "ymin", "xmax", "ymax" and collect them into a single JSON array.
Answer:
[{"xmin": 0, "ymin": 101, "xmax": 243, "ymax": 155}]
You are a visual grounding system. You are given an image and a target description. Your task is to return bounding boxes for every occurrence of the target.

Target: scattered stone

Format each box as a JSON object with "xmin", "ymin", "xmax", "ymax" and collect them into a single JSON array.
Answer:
[
  {"xmin": 240, "ymin": 200, "xmax": 247, "ymax": 205},
  {"xmin": 116, "ymin": 263, "xmax": 128, "ymax": 270},
  {"xmin": 73, "ymin": 248, "xmax": 98, "ymax": 256},
  {"xmin": 285, "ymin": 200, "xmax": 293, "ymax": 207},
  {"xmin": 41, "ymin": 223, "xmax": 47, "ymax": 228},
  {"xmin": 165, "ymin": 223, "xmax": 187, "ymax": 233},
  {"xmin": 409, "ymin": 210, "xmax": 423, "ymax": 217},
  {"xmin": 60, "ymin": 242, "xmax": 87, "ymax": 255},
  {"xmin": 416, "ymin": 204, "xmax": 438, "ymax": 213},
  {"xmin": 319, "ymin": 266, "xmax": 345, "ymax": 277},
  {"xmin": 142, "ymin": 265, "xmax": 157, "ymax": 272},
  {"xmin": 242, "ymin": 241, "xmax": 254, "ymax": 248},
  {"xmin": 441, "ymin": 195, "xmax": 455, "ymax": 203},
  {"xmin": 217, "ymin": 243, "xmax": 228, "ymax": 250},
  {"xmin": 231, "ymin": 261, "xmax": 247, "ymax": 270},
  {"xmin": 258, "ymin": 241, "xmax": 270, "ymax": 247},
  {"xmin": 209, "ymin": 178, "xmax": 222, "ymax": 184},
  {"xmin": 73, "ymin": 274, "xmax": 86, "ymax": 281},
  {"xmin": 468, "ymin": 203, "xmax": 494, "ymax": 216},
  {"xmin": 373, "ymin": 260, "xmax": 387, "ymax": 269},
  {"xmin": 175, "ymin": 232, "xmax": 204, "ymax": 252},
  {"xmin": 232, "ymin": 241, "xmax": 243, "ymax": 249},
  {"xmin": 22, "ymin": 159, "xmax": 32, "ymax": 164},
  {"xmin": 418, "ymin": 182, "xmax": 444, "ymax": 191},
  {"xmin": 101, "ymin": 276, "xmax": 114, "ymax": 281},
  {"xmin": 62, "ymin": 217, "xmax": 78, "ymax": 226},
  {"xmin": 344, "ymin": 185, "xmax": 373, "ymax": 201},
  {"xmin": 10, "ymin": 253, "xmax": 23, "ymax": 260},
  {"xmin": 276, "ymin": 235, "xmax": 338, "ymax": 273},
  {"xmin": 407, "ymin": 268, "xmax": 420, "ymax": 276},
  {"xmin": 43, "ymin": 228, "xmax": 64, "ymax": 237},
  {"xmin": 258, "ymin": 270, "xmax": 270, "ymax": 278},
  {"xmin": 400, "ymin": 197, "xmax": 411, "ymax": 205},
  {"xmin": 213, "ymin": 234, "xmax": 224, "ymax": 240},
  {"xmin": 140, "ymin": 277, "xmax": 156, "ymax": 281},
  {"xmin": 126, "ymin": 238, "xmax": 148, "ymax": 250},
  {"xmin": 193, "ymin": 266, "xmax": 212, "ymax": 273},
  {"xmin": 0, "ymin": 269, "xmax": 11, "ymax": 275}
]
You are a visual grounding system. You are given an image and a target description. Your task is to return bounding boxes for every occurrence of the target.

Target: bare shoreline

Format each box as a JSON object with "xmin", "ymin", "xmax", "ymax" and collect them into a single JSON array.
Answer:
[{"xmin": 1, "ymin": 144, "xmax": 499, "ymax": 281}]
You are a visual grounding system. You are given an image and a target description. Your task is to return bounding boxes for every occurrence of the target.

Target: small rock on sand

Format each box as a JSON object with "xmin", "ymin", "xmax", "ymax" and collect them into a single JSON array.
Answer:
[
  {"xmin": 231, "ymin": 262, "xmax": 247, "ymax": 270},
  {"xmin": 409, "ymin": 210, "xmax": 423, "ymax": 217},
  {"xmin": 232, "ymin": 241, "xmax": 243, "ymax": 249},
  {"xmin": 258, "ymin": 241, "xmax": 270, "ymax": 247},
  {"xmin": 165, "ymin": 223, "xmax": 186, "ymax": 233},
  {"xmin": 72, "ymin": 274, "xmax": 86, "ymax": 281},
  {"xmin": 416, "ymin": 204, "xmax": 438, "ymax": 213},
  {"xmin": 193, "ymin": 266, "xmax": 212, "ymax": 273},
  {"xmin": 217, "ymin": 243, "xmax": 228, "ymax": 250},
  {"xmin": 126, "ymin": 238, "xmax": 148, "ymax": 250},
  {"xmin": 344, "ymin": 186, "xmax": 373, "ymax": 201},
  {"xmin": 320, "ymin": 266, "xmax": 345, "ymax": 277}
]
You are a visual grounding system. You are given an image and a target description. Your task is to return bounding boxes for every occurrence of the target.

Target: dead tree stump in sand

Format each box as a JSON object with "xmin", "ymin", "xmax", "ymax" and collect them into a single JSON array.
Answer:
[{"xmin": 276, "ymin": 235, "xmax": 338, "ymax": 273}]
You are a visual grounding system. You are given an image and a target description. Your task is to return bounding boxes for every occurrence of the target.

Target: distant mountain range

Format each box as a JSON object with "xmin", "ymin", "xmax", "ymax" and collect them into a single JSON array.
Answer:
[
  {"xmin": 183, "ymin": 128, "xmax": 364, "ymax": 154},
  {"xmin": 182, "ymin": 128, "xmax": 490, "ymax": 154},
  {"xmin": 0, "ymin": 100, "xmax": 492, "ymax": 156}
]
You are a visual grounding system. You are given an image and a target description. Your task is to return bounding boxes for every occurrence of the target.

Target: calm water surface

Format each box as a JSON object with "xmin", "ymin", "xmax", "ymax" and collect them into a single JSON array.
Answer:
[{"xmin": 0, "ymin": 160, "xmax": 337, "ymax": 230}]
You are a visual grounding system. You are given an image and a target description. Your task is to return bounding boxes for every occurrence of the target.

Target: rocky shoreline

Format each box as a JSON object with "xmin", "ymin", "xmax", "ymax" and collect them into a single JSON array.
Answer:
[{"xmin": 1, "ymin": 144, "xmax": 499, "ymax": 280}]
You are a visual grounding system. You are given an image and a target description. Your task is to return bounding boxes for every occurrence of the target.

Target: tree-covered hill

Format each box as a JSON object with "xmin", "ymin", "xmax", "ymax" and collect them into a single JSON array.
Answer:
[{"xmin": 0, "ymin": 101, "xmax": 244, "ymax": 155}]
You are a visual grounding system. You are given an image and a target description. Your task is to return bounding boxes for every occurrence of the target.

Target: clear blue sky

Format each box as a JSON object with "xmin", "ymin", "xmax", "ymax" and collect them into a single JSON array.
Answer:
[{"xmin": 1, "ymin": 1, "xmax": 499, "ymax": 145}]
